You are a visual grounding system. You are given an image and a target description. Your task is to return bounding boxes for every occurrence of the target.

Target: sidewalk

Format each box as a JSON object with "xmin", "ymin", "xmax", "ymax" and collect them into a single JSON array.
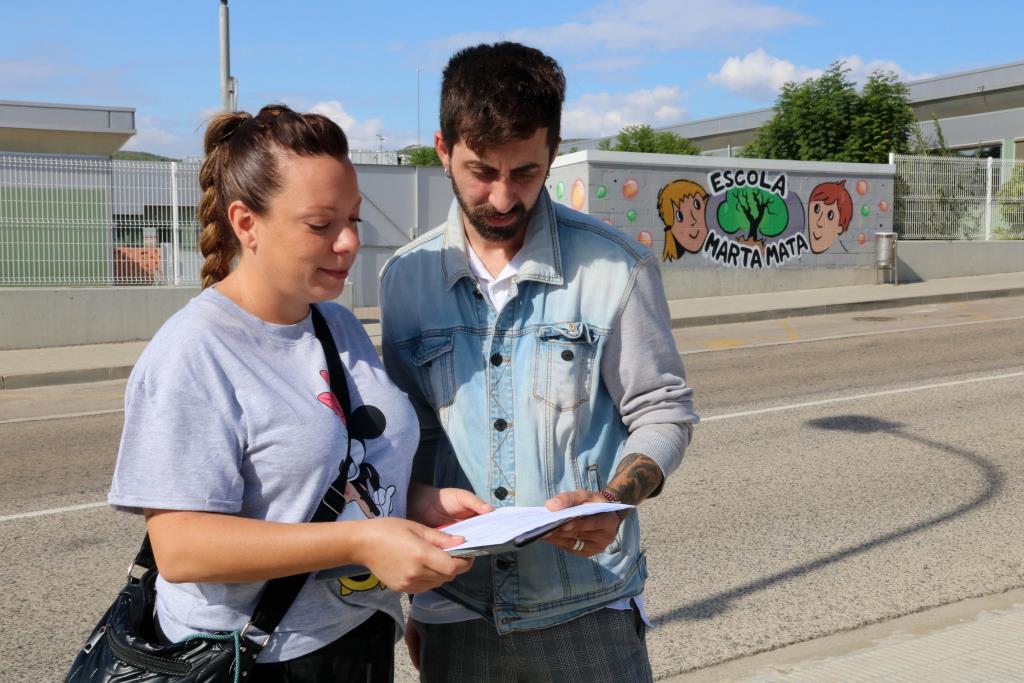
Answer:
[
  {"xmin": 3, "ymin": 271, "xmax": 1024, "ymax": 391},
  {"xmin": 663, "ymin": 587, "xmax": 1024, "ymax": 682}
]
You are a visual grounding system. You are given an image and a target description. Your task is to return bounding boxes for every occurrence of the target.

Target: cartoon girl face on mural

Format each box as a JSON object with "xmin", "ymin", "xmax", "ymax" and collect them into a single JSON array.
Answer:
[
  {"xmin": 808, "ymin": 180, "xmax": 853, "ymax": 254},
  {"xmin": 658, "ymin": 179, "xmax": 709, "ymax": 262}
]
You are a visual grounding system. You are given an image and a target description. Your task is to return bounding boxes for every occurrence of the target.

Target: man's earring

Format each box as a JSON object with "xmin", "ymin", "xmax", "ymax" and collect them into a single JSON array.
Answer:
[{"xmin": 444, "ymin": 167, "xmax": 451, "ymax": 179}]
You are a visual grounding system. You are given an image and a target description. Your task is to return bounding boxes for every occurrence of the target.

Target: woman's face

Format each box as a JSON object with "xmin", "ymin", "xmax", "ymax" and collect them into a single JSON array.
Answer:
[
  {"xmin": 670, "ymin": 194, "xmax": 708, "ymax": 253},
  {"xmin": 244, "ymin": 153, "xmax": 361, "ymax": 321}
]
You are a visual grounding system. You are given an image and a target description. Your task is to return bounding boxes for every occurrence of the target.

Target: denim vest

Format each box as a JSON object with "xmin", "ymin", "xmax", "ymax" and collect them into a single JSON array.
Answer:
[{"xmin": 380, "ymin": 191, "xmax": 654, "ymax": 633}]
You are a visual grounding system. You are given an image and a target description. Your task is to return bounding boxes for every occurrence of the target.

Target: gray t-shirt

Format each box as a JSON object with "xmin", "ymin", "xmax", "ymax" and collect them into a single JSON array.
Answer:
[{"xmin": 108, "ymin": 288, "xmax": 417, "ymax": 662}]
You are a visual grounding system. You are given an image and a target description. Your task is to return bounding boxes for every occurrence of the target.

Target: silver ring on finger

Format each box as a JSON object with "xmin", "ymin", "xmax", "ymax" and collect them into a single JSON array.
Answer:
[{"xmin": 572, "ymin": 539, "xmax": 585, "ymax": 552}]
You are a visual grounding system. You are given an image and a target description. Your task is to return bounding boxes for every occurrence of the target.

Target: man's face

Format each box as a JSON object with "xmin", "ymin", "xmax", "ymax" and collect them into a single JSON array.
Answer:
[
  {"xmin": 809, "ymin": 199, "xmax": 843, "ymax": 253},
  {"xmin": 437, "ymin": 128, "xmax": 555, "ymax": 244}
]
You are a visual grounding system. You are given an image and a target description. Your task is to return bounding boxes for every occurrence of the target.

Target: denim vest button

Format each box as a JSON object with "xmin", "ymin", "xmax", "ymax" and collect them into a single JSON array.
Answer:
[
  {"xmin": 490, "ymin": 353, "xmax": 503, "ymax": 366},
  {"xmin": 493, "ymin": 418, "xmax": 507, "ymax": 431},
  {"xmin": 561, "ymin": 349, "xmax": 574, "ymax": 361},
  {"xmin": 494, "ymin": 486, "xmax": 508, "ymax": 500}
]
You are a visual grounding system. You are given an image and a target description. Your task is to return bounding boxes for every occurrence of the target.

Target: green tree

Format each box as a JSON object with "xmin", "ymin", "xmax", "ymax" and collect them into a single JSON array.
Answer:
[
  {"xmin": 742, "ymin": 62, "xmax": 915, "ymax": 163},
  {"xmin": 717, "ymin": 187, "xmax": 789, "ymax": 241},
  {"xmin": 605, "ymin": 124, "xmax": 700, "ymax": 155},
  {"xmin": 407, "ymin": 146, "xmax": 442, "ymax": 166}
]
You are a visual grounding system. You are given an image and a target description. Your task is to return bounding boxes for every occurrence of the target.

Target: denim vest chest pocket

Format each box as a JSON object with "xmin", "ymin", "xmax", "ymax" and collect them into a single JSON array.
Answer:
[
  {"xmin": 532, "ymin": 322, "xmax": 599, "ymax": 412},
  {"xmin": 412, "ymin": 336, "xmax": 457, "ymax": 412}
]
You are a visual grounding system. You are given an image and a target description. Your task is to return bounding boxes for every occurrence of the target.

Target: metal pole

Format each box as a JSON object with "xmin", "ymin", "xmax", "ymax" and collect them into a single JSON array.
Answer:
[
  {"xmin": 220, "ymin": 0, "xmax": 231, "ymax": 111},
  {"xmin": 985, "ymin": 156, "xmax": 993, "ymax": 240},
  {"xmin": 170, "ymin": 161, "xmax": 181, "ymax": 285}
]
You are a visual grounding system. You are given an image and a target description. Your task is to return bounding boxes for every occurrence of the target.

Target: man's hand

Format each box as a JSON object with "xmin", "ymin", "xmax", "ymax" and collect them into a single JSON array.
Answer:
[
  {"xmin": 542, "ymin": 489, "xmax": 620, "ymax": 557},
  {"xmin": 408, "ymin": 482, "xmax": 494, "ymax": 528}
]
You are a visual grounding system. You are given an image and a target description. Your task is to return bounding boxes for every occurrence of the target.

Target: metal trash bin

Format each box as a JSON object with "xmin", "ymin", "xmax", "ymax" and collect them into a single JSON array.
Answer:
[{"xmin": 875, "ymin": 232, "xmax": 898, "ymax": 285}]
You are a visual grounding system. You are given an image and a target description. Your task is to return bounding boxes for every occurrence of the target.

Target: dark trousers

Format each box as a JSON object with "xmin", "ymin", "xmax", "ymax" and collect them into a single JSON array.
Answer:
[
  {"xmin": 415, "ymin": 607, "xmax": 652, "ymax": 683},
  {"xmin": 249, "ymin": 611, "xmax": 396, "ymax": 683},
  {"xmin": 157, "ymin": 610, "xmax": 395, "ymax": 683}
]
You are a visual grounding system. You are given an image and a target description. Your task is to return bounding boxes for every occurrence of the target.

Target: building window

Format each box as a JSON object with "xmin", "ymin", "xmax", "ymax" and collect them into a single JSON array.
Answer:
[{"xmin": 952, "ymin": 142, "xmax": 1002, "ymax": 159}]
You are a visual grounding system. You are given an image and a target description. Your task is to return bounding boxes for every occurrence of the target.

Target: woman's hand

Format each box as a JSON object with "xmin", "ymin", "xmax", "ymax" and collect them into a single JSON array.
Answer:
[
  {"xmin": 353, "ymin": 517, "xmax": 475, "ymax": 594},
  {"xmin": 404, "ymin": 616, "xmax": 422, "ymax": 670},
  {"xmin": 407, "ymin": 482, "xmax": 493, "ymax": 528},
  {"xmin": 541, "ymin": 489, "xmax": 621, "ymax": 557}
]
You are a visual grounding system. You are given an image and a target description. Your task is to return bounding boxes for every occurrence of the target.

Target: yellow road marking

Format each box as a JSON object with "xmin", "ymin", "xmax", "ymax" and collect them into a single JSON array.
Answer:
[
  {"xmin": 706, "ymin": 338, "xmax": 751, "ymax": 349},
  {"xmin": 778, "ymin": 318, "xmax": 801, "ymax": 341},
  {"xmin": 952, "ymin": 301, "xmax": 993, "ymax": 321}
]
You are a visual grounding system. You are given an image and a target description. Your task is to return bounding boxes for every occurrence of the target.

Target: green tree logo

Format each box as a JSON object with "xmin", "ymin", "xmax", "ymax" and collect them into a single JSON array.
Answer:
[{"xmin": 717, "ymin": 187, "xmax": 789, "ymax": 242}]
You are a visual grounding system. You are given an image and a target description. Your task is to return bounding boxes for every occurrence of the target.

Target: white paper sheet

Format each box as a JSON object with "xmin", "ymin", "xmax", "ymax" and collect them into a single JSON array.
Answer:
[{"xmin": 441, "ymin": 502, "xmax": 633, "ymax": 556}]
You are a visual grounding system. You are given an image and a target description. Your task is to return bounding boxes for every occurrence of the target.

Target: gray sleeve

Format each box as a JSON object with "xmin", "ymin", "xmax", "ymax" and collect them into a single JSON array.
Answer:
[
  {"xmin": 108, "ymin": 377, "xmax": 244, "ymax": 514},
  {"xmin": 380, "ymin": 272, "xmax": 441, "ymax": 485},
  {"xmin": 600, "ymin": 254, "xmax": 698, "ymax": 489}
]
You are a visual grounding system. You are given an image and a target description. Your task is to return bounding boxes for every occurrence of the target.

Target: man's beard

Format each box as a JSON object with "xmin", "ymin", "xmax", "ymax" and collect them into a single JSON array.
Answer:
[{"xmin": 452, "ymin": 179, "xmax": 532, "ymax": 243}]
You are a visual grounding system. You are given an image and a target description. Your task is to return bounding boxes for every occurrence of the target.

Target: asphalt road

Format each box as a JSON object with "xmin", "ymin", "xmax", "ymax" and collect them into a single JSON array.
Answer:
[{"xmin": 2, "ymin": 296, "xmax": 1023, "ymax": 682}]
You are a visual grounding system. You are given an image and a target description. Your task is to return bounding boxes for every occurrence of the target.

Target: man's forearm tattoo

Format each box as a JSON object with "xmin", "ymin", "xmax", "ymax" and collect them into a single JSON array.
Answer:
[{"xmin": 606, "ymin": 453, "xmax": 663, "ymax": 505}]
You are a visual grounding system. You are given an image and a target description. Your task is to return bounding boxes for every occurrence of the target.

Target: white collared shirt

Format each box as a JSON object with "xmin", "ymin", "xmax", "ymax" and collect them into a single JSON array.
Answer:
[{"xmin": 465, "ymin": 242, "xmax": 523, "ymax": 314}]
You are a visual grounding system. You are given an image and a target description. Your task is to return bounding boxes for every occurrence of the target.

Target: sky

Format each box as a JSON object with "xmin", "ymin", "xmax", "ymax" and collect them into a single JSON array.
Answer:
[{"xmin": 3, "ymin": 0, "xmax": 1022, "ymax": 158}]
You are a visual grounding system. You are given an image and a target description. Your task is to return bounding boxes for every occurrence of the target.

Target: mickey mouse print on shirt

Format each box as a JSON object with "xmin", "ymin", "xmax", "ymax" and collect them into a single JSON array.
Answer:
[{"xmin": 316, "ymin": 370, "xmax": 395, "ymax": 596}]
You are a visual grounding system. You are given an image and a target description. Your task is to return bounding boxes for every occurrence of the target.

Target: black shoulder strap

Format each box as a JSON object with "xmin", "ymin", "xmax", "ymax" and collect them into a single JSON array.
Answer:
[{"xmin": 133, "ymin": 304, "xmax": 356, "ymax": 641}]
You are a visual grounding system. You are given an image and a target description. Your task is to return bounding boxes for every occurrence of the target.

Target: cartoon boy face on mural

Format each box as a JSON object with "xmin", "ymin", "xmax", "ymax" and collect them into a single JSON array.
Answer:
[
  {"xmin": 658, "ymin": 179, "xmax": 709, "ymax": 262},
  {"xmin": 808, "ymin": 180, "xmax": 853, "ymax": 254}
]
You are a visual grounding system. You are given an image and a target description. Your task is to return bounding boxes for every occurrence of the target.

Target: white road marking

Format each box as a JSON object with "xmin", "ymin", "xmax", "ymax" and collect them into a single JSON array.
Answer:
[
  {"xmin": 702, "ymin": 370, "xmax": 1024, "ymax": 422},
  {"xmin": 0, "ymin": 408, "xmax": 124, "ymax": 425},
  {"xmin": 7, "ymin": 370, "xmax": 1022, "ymax": 524},
  {"xmin": 0, "ymin": 501, "xmax": 108, "ymax": 522},
  {"xmin": 681, "ymin": 315, "xmax": 1024, "ymax": 356}
]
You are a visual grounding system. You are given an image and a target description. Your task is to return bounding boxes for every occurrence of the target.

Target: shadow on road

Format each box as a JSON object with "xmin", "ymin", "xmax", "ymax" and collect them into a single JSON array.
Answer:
[{"xmin": 653, "ymin": 414, "xmax": 1003, "ymax": 626}]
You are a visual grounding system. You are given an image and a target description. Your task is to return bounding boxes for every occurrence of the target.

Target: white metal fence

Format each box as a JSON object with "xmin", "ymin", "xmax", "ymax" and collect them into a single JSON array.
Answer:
[
  {"xmin": 892, "ymin": 153, "xmax": 1024, "ymax": 240},
  {"xmin": 0, "ymin": 154, "xmax": 204, "ymax": 286}
]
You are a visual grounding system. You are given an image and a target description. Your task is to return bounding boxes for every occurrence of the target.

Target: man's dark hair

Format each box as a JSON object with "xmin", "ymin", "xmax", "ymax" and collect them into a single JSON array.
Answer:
[{"xmin": 440, "ymin": 42, "xmax": 565, "ymax": 154}]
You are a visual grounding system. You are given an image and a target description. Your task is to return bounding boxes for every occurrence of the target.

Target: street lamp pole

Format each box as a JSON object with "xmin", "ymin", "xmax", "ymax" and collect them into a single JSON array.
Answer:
[{"xmin": 219, "ymin": 0, "xmax": 233, "ymax": 111}]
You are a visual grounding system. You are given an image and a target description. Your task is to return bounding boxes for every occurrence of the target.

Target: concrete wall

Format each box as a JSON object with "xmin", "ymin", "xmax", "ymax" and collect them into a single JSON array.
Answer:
[
  {"xmin": 550, "ymin": 151, "xmax": 893, "ymax": 298},
  {"xmin": 897, "ymin": 240, "xmax": 1024, "ymax": 282},
  {"xmin": 0, "ymin": 285, "xmax": 354, "ymax": 350}
]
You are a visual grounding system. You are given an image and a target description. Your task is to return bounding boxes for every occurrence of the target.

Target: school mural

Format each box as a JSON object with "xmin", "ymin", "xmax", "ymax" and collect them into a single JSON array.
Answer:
[
  {"xmin": 654, "ymin": 171, "xmax": 860, "ymax": 268},
  {"xmin": 549, "ymin": 161, "xmax": 892, "ymax": 276}
]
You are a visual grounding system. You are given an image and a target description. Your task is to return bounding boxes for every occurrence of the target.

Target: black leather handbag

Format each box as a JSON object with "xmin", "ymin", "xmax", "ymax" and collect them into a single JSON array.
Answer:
[{"xmin": 65, "ymin": 305, "xmax": 355, "ymax": 682}]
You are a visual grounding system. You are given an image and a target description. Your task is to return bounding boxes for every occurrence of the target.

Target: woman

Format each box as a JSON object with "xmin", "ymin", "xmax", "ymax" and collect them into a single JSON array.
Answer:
[{"xmin": 107, "ymin": 104, "xmax": 490, "ymax": 682}]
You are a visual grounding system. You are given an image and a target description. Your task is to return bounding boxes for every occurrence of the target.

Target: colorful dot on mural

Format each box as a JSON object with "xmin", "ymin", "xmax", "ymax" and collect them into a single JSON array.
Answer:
[
  {"xmin": 878, "ymin": 199, "xmax": 889, "ymax": 212},
  {"xmin": 626, "ymin": 209, "xmax": 637, "ymax": 223},
  {"xmin": 596, "ymin": 185, "xmax": 608, "ymax": 199},
  {"xmin": 622, "ymin": 179, "xmax": 639, "ymax": 199},
  {"xmin": 856, "ymin": 180, "xmax": 869, "ymax": 195},
  {"xmin": 571, "ymin": 179, "xmax": 586, "ymax": 210},
  {"xmin": 637, "ymin": 231, "xmax": 653, "ymax": 247},
  {"xmin": 858, "ymin": 233, "xmax": 867, "ymax": 246},
  {"xmin": 555, "ymin": 181, "xmax": 565, "ymax": 200},
  {"xmin": 860, "ymin": 205, "xmax": 871, "ymax": 217}
]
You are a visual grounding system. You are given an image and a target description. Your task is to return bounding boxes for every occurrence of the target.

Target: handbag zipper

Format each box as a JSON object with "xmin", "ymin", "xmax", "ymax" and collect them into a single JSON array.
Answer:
[
  {"xmin": 107, "ymin": 630, "xmax": 191, "ymax": 676},
  {"xmin": 81, "ymin": 625, "xmax": 106, "ymax": 654}
]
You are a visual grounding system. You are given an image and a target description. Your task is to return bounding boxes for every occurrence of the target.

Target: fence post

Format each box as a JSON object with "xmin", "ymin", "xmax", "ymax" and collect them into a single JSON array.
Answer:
[
  {"xmin": 170, "ymin": 161, "xmax": 181, "ymax": 285},
  {"xmin": 985, "ymin": 156, "xmax": 993, "ymax": 241},
  {"xmin": 888, "ymin": 152, "xmax": 895, "ymax": 165}
]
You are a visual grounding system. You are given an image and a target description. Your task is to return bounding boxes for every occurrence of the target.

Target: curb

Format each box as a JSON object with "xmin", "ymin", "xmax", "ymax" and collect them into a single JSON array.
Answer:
[
  {"xmin": 670, "ymin": 286, "xmax": 1024, "ymax": 328},
  {"xmin": 1, "ymin": 365, "xmax": 135, "ymax": 391},
  {"xmin": 3, "ymin": 286, "xmax": 1023, "ymax": 391}
]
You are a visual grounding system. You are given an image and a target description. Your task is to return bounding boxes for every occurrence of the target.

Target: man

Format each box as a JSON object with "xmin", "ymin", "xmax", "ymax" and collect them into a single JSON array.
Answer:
[{"xmin": 380, "ymin": 42, "xmax": 697, "ymax": 682}]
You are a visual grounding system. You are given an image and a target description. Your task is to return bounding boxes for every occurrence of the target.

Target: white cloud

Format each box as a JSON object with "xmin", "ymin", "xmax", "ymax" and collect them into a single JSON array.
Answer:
[
  {"xmin": 708, "ymin": 49, "xmax": 822, "ymax": 100},
  {"xmin": 709, "ymin": 50, "xmax": 936, "ymax": 101},
  {"xmin": 562, "ymin": 86, "xmax": 687, "ymax": 139},
  {"xmin": 837, "ymin": 55, "xmax": 934, "ymax": 85},
  {"xmin": 121, "ymin": 116, "xmax": 202, "ymax": 159},
  {"xmin": 309, "ymin": 100, "xmax": 417, "ymax": 151},
  {"xmin": 430, "ymin": 0, "xmax": 813, "ymax": 58}
]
